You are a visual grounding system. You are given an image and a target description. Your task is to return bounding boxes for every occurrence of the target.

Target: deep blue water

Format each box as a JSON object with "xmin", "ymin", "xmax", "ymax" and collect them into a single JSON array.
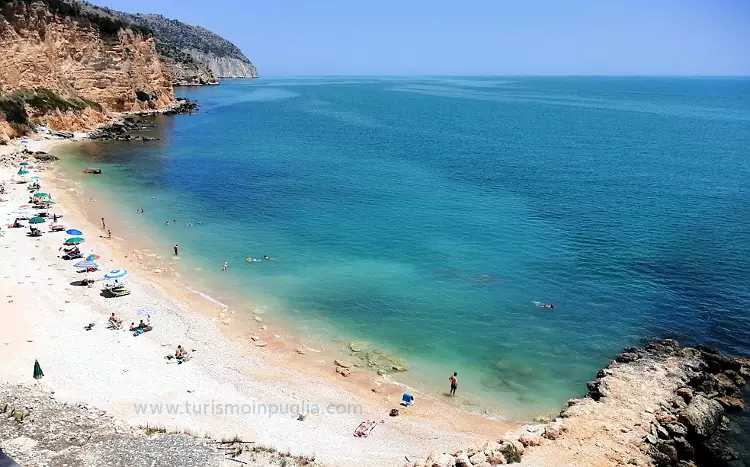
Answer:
[{"xmin": 59, "ymin": 77, "xmax": 750, "ymax": 420}]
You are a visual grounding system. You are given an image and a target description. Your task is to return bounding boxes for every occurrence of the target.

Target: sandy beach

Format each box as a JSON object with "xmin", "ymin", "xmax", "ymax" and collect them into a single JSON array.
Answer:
[{"xmin": 0, "ymin": 137, "xmax": 517, "ymax": 466}]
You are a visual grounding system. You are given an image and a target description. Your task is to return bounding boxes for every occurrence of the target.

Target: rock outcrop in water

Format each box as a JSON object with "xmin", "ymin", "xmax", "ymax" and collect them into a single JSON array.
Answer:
[{"xmin": 406, "ymin": 339, "xmax": 748, "ymax": 467}]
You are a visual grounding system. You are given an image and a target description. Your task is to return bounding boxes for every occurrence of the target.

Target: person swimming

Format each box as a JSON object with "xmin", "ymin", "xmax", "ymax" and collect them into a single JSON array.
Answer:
[
  {"xmin": 263, "ymin": 255, "xmax": 270, "ymax": 260},
  {"xmin": 534, "ymin": 301, "xmax": 555, "ymax": 309}
]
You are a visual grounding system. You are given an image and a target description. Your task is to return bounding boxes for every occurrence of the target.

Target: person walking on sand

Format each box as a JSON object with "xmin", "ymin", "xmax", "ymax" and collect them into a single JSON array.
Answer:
[
  {"xmin": 222, "ymin": 261, "xmax": 228, "ymax": 271},
  {"xmin": 449, "ymin": 372, "xmax": 458, "ymax": 396},
  {"xmin": 101, "ymin": 217, "xmax": 106, "ymax": 229},
  {"xmin": 173, "ymin": 244, "xmax": 179, "ymax": 256}
]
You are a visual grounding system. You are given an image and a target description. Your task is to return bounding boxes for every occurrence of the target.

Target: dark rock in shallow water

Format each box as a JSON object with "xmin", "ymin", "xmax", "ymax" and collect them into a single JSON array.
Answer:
[
  {"xmin": 162, "ymin": 98, "xmax": 199, "ymax": 116},
  {"xmin": 679, "ymin": 395, "xmax": 724, "ymax": 438},
  {"xmin": 713, "ymin": 396, "xmax": 744, "ymax": 412},
  {"xmin": 696, "ymin": 434, "xmax": 740, "ymax": 467},
  {"xmin": 83, "ymin": 168, "xmax": 102, "ymax": 174}
]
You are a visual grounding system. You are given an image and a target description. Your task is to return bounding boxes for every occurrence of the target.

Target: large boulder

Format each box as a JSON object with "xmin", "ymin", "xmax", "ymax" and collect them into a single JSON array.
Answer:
[
  {"xmin": 678, "ymin": 395, "xmax": 724, "ymax": 438},
  {"xmin": 518, "ymin": 433, "xmax": 542, "ymax": 447},
  {"xmin": 454, "ymin": 452, "xmax": 471, "ymax": 467},
  {"xmin": 713, "ymin": 396, "xmax": 744, "ymax": 412},
  {"xmin": 426, "ymin": 453, "xmax": 456, "ymax": 467}
]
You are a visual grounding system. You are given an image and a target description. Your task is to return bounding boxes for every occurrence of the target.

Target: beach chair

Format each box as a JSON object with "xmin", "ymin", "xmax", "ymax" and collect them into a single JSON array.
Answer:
[
  {"xmin": 401, "ymin": 393, "xmax": 414, "ymax": 407},
  {"xmin": 49, "ymin": 224, "xmax": 65, "ymax": 232}
]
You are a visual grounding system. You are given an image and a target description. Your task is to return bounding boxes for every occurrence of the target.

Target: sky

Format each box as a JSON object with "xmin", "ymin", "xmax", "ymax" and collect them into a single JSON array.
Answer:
[{"xmin": 95, "ymin": 0, "xmax": 750, "ymax": 76}]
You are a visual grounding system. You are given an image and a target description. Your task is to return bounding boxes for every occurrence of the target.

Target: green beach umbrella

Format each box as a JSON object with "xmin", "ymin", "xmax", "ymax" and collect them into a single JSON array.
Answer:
[
  {"xmin": 41, "ymin": 200, "xmax": 56, "ymax": 205},
  {"xmin": 33, "ymin": 192, "xmax": 49, "ymax": 198},
  {"xmin": 17, "ymin": 169, "xmax": 29, "ymax": 175},
  {"xmin": 64, "ymin": 237, "xmax": 85, "ymax": 245},
  {"xmin": 28, "ymin": 217, "xmax": 46, "ymax": 224},
  {"xmin": 33, "ymin": 359, "xmax": 44, "ymax": 379}
]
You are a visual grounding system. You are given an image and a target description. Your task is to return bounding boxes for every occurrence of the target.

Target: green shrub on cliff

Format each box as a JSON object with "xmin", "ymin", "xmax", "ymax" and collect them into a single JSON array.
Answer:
[
  {"xmin": 0, "ymin": 0, "xmax": 152, "ymax": 36},
  {"xmin": 0, "ymin": 88, "xmax": 102, "ymax": 134}
]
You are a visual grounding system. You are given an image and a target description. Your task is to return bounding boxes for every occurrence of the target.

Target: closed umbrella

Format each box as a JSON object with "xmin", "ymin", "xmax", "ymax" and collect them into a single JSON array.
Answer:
[
  {"xmin": 104, "ymin": 269, "xmax": 128, "ymax": 280},
  {"xmin": 28, "ymin": 217, "xmax": 46, "ymax": 224},
  {"xmin": 66, "ymin": 229, "xmax": 83, "ymax": 236},
  {"xmin": 33, "ymin": 359, "xmax": 44, "ymax": 379},
  {"xmin": 64, "ymin": 237, "xmax": 85, "ymax": 245}
]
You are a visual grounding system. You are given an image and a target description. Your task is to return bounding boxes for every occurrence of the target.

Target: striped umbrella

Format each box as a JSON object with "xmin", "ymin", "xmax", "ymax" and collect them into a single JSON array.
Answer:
[
  {"xmin": 74, "ymin": 261, "xmax": 99, "ymax": 269},
  {"xmin": 86, "ymin": 254, "xmax": 100, "ymax": 261},
  {"xmin": 104, "ymin": 269, "xmax": 128, "ymax": 280}
]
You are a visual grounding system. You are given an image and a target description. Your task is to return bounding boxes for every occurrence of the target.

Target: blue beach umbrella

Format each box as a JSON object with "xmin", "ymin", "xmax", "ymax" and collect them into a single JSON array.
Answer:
[
  {"xmin": 31, "ymin": 176, "xmax": 41, "ymax": 181},
  {"xmin": 74, "ymin": 261, "xmax": 99, "ymax": 269},
  {"xmin": 104, "ymin": 269, "xmax": 128, "ymax": 280},
  {"xmin": 19, "ymin": 162, "xmax": 29, "ymax": 166},
  {"xmin": 66, "ymin": 229, "xmax": 83, "ymax": 236}
]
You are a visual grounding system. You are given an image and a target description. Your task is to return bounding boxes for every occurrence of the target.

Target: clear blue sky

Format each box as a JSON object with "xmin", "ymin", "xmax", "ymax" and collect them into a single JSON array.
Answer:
[{"xmin": 96, "ymin": 0, "xmax": 750, "ymax": 76}]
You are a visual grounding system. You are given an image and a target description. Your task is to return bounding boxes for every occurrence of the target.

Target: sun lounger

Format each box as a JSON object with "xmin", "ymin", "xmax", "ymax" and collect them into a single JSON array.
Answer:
[{"xmin": 50, "ymin": 224, "xmax": 65, "ymax": 232}]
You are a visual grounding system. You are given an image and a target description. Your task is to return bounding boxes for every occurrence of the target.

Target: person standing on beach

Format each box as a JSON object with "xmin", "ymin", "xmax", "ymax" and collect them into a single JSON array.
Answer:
[
  {"xmin": 101, "ymin": 217, "xmax": 106, "ymax": 229},
  {"xmin": 449, "ymin": 372, "xmax": 458, "ymax": 396},
  {"xmin": 174, "ymin": 244, "xmax": 179, "ymax": 256}
]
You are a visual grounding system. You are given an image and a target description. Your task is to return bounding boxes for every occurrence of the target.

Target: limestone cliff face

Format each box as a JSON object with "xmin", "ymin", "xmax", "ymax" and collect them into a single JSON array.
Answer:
[
  {"xmin": 185, "ymin": 50, "xmax": 258, "ymax": 79},
  {"xmin": 0, "ymin": 0, "xmax": 175, "ymax": 135},
  {"xmin": 161, "ymin": 55, "xmax": 218, "ymax": 87}
]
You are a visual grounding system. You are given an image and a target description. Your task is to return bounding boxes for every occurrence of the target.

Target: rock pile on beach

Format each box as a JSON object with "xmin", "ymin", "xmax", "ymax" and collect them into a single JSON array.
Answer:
[
  {"xmin": 406, "ymin": 339, "xmax": 747, "ymax": 467},
  {"xmin": 0, "ymin": 382, "xmax": 321, "ymax": 466}
]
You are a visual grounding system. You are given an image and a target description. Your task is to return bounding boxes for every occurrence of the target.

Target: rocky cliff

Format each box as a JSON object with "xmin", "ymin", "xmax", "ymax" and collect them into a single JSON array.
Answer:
[
  {"xmin": 110, "ymin": 12, "xmax": 258, "ymax": 82},
  {"xmin": 0, "ymin": 0, "xmax": 175, "ymax": 138}
]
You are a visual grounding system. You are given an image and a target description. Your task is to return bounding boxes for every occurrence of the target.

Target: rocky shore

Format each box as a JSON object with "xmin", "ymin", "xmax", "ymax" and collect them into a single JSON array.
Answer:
[
  {"xmin": 88, "ymin": 98, "xmax": 198, "ymax": 141},
  {"xmin": 0, "ymin": 382, "xmax": 320, "ymax": 466},
  {"xmin": 408, "ymin": 339, "xmax": 748, "ymax": 467}
]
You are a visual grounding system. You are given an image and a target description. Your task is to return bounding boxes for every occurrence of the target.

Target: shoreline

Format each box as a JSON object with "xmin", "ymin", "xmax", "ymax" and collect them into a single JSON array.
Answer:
[
  {"xmin": 48, "ymin": 137, "xmax": 553, "ymax": 422},
  {"xmin": 0, "ymin": 136, "xmax": 519, "ymax": 466}
]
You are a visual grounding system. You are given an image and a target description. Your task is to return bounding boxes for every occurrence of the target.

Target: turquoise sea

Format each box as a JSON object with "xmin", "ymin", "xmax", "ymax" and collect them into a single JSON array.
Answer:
[{"xmin": 58, "ymin": 78, "xmax": 750, "ymax": 430}]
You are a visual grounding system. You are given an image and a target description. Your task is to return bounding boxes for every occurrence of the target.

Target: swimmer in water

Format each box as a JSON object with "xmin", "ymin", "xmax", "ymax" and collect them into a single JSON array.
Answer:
[
  {"xmin": 263, "ymin": 255, "xmax": 270, "ymax": 260},
  {"xmin": 222, "ymin": 261, "xmax": 228, "ymax": 271},
  {"xmin": 534, "ymin": 301, "xmax": 555, "ymax": 309}
]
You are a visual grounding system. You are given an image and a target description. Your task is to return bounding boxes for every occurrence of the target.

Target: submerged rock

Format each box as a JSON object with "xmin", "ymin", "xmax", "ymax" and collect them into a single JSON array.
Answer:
[{"xmin": 83, "ymin": 168, "xmax": 101, "ymax": 174}]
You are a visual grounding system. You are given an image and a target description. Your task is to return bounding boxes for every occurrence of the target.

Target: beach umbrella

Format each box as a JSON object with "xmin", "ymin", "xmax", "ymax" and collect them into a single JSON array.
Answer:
[
  {"xmin": 28, "ymin": 217, "xmax": 46, "ymax": 224},
  {"xmin": 19, "ymin": 162, "xmax": 29, "ymax": 166},
  {"xmin": 40, "ymin": 200, "xmax": 55, "ymax": 205},
  {"xmin": 64, "ymin": 237, "xmax": 85, "ymax": 245},
  {"xmin": 74, "ymin": 260, "xmax": 99, "ymax": 269},
  {"xmin": 17, "ymin": 169, "xmax": 29, "ymax": 175},
  {"xmin": 86, "ymin": 254, "xmax": 100, "ymax": 261},
  {"xmin": 33, "ymin": 192, "xmax": 48, "ymax": 198},
  {"xmin": 66, "ymin": 229, "xmax": 83, "ymax": 236},
  {"xmin": 33, "ymin": 359, "xmax": 44, "ymax": 379},
  {"xmin": 31, "ymin": 176, "xmax": 41, "ymax": 181},
  {"xmin": 104, "ymin": 269, "xmax": 128, "ymax": 280}
]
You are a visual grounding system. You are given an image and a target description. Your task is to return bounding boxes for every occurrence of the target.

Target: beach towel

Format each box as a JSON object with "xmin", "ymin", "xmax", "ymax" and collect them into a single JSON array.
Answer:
[{"xmin": 354, "ymin": 420, "xmax": 377, "ymax": 437}]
